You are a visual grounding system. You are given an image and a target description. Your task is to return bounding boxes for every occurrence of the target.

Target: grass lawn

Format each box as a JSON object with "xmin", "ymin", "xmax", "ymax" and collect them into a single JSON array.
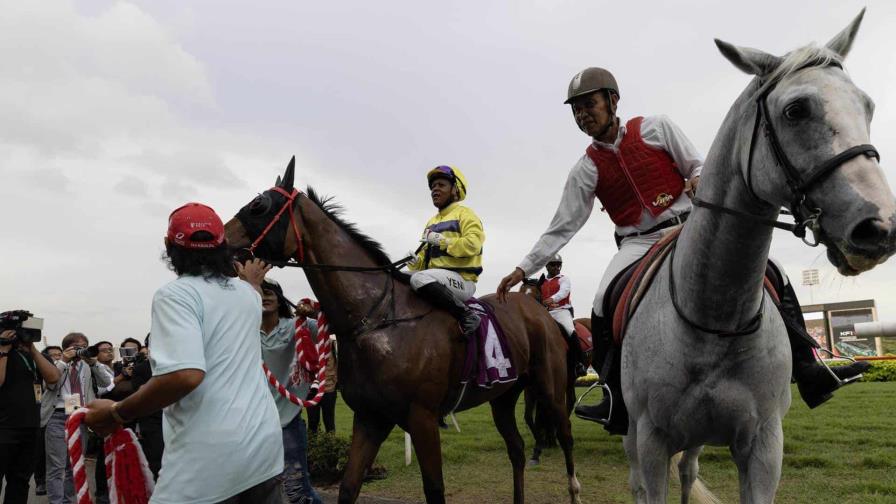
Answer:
[{"xmin": 319, "ymin": 382, "xmax": 896, "ymax": 503}]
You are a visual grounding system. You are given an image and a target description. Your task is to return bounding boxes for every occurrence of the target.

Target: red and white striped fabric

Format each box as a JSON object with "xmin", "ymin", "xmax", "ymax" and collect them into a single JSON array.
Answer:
[
  {"xmin": 65, "ymin": 409, "xmax": 154, "ymax": 504},
  {"xmin": 262, "ymin": 311, "xmax": 332, "ymax": 408}
]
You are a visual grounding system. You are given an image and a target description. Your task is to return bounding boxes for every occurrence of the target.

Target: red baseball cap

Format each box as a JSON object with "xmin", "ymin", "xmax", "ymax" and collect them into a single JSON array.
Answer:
[{"xmin": 167, "ymin": 203, "xmax": 226, "ymax": 249}]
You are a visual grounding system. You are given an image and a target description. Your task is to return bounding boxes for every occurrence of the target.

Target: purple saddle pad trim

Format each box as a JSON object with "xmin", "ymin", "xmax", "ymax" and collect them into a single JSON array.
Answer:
[{"xmin": 461, "ymin": 299, "xmax": 518, "ymax": 389}]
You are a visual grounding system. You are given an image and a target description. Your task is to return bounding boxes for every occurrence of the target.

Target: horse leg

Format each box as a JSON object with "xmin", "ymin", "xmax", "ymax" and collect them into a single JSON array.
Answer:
[
  {"xmin": 544, "ymin": 387, "xmax": 581, "ymax": 504},
  {"xmin": 623, "ymin": 424, "xmax": 647, "ymax": 504},
  {"xmin": 338, "ymin": 415, "xmax": 395, "ymax": 504},
  {"xmin": 406, "ymin": 404, "xmax": 447, "ymax": 504},
  {"xmin": 677, "ymin": 446, "xmax": 703, "ymax": 504},
  {"xmin": 635, "ymin": 420, "xmax": 672, "ymax": 504},
  {"xmin": 523, "ymin": 388, "xmax": 543, "ymax": 466},
  {"xmin": 730, "ymin": 418, "xmax": 783, "ymax": 504},
  {"xmin": 490, "ymin": 387, "xmax": 527, "ymax": 504}
]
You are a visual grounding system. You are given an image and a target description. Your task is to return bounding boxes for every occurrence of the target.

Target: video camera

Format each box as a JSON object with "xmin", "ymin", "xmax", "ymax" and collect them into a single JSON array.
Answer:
[{"xmin": 0, "ymin": 310, "xmax": 43, "ymax": 345}]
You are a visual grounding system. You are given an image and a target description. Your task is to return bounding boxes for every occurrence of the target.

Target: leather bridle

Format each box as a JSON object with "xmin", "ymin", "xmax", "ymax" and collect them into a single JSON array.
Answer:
[{"xmin": 692, "ymin": 63, "xmax": 880, "ymax": 247}]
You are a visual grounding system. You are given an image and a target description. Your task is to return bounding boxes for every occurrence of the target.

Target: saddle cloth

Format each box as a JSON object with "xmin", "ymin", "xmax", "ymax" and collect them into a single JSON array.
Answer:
[
  {"xmin": 604, "ymin": 228, "xmax": 782, "ymax": 345},
  {"xmin": 462, "ymin": 299, "xmax": 518, "ymax": 388}
]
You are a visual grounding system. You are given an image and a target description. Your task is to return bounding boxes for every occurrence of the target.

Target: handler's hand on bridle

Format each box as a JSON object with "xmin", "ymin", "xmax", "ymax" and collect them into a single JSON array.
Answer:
[
  {"xmin": 496, "ymin": 267, "xmax": 525, "ymax": 303},
  {"xmin": 236, "ymin": 258, "xmax": 272, "ymax": 288}
]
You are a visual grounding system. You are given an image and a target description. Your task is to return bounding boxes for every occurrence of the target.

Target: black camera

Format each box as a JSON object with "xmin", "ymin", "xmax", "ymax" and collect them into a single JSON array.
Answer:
[
  {"xmin": 74, "ymin": 345, "xmax": 100, "ymax": 360},
  {"xmin": 0, "ymin": 310, "xmax": 43, "ymax": 345}
]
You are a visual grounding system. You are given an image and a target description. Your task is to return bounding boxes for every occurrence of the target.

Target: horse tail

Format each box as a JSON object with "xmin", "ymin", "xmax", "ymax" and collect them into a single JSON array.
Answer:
[{"xmin": 669, "ymin": 451, "xmax": 723, "ymax": 504}]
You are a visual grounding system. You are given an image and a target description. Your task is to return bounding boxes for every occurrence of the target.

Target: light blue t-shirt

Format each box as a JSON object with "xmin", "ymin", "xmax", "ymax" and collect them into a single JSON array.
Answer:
[
  {"xmin": 259, "ymin": 317, "xmax": 312, "ymax": 427},
  {"xmin": 148, "ymin": 275, "xmax": 284, "ymax": 504}
]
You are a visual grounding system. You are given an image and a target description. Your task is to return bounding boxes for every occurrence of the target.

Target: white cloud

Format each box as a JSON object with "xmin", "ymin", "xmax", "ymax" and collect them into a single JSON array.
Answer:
[{"xmin": 1, "ymin": 0, "xmax": 895, "ymax": 346}]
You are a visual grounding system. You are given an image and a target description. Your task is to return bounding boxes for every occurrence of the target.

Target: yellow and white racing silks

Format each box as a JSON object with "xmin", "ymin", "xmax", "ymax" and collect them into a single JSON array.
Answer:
[{"xmin": 409, "ymin": 202, "xmax": 485, "ymax": 282}]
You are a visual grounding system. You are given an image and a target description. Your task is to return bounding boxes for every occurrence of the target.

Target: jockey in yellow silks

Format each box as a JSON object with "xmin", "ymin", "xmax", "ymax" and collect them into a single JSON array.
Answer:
[{"xmin": 407, "ymin": 165, "xmax": 485, "ymax": 337}]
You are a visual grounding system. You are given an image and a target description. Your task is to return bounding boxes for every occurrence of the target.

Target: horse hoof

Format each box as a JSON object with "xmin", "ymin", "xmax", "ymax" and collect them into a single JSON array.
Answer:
[{"xmin": 527, "ymin": 458, "xmax": 540, "ymax": 467}]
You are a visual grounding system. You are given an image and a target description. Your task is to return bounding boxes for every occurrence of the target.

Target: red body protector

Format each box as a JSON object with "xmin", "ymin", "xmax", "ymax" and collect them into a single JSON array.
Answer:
[
  {"xmin": 586, "ymin": 116, "xmax": 685, "ymax": 227},
  {"xmin": 540, "ymin": 275, "xmax": 571, "ymax": 309}
]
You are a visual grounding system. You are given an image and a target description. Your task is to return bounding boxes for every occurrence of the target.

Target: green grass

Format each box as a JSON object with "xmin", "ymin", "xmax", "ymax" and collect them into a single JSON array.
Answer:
[{"xmin": 321, "ymin": 383, "xmax": 896, "ymax": 503}]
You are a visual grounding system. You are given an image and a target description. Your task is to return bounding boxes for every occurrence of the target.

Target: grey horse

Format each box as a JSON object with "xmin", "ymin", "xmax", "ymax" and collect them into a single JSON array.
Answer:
[{"xmin": 621, "ymin": 10, "xmax": 896, "ymax": 503}]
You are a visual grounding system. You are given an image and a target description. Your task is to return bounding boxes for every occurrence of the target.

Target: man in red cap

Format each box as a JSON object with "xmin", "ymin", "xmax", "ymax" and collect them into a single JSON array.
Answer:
[{"xmin": 85, "ymin": 203, "xmax": 286, "ymax": 504}]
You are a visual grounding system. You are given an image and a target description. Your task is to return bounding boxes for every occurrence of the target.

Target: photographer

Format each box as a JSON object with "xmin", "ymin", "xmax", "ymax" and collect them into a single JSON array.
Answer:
[
  {"xmin": 106, "ymin": 336, "xmax": 163, "ymax": 479},
  {"xmin": 40, "ymin": 332, "xmax": 113, "ymax": 504},
  {"xmin": 0, "ymin": 310, "xmax": 60, "ymax": 504}
]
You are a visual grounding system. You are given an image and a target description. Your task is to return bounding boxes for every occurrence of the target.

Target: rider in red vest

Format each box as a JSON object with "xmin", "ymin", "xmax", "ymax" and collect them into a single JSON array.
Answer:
[
  {"xmin": 497, "ymin": 67, "xmax": 869, "ymax": 435},
  {"xmin": 540, "ymin": 255, "xmax": 586, "ymax": 377}
]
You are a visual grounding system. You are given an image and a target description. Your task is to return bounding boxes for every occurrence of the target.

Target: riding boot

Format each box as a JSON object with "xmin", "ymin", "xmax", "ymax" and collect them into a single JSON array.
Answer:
[
  {"xmin": 416, "ymin": 282, "xmax": 481, "ymax": 338},
  {"xmin": 778, "ymin": 281, "xmax": 870, "ymax": 408},
  {"xmin": 573, "ymin": 313, "xmax": 628, "ymax": 435}
]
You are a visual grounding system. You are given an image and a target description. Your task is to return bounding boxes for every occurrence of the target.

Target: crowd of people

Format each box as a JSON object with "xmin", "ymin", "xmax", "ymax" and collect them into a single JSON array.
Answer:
[{"xmin": 0, "ymin": 231, "xmax": 339, "ymax": 504}]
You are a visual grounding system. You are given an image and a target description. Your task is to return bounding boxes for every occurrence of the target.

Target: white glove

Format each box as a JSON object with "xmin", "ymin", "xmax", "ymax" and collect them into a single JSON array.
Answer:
[
  {"xmin": 421, "ymin": 230, "xmax": 447, "ymax": 247},
  {"xmin": 406, "ymin": 251, "xmax": 420, "ymax": 268}
]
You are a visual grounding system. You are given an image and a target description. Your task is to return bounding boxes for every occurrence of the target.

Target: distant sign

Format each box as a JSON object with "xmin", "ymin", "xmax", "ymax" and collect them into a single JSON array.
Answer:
[
  {"xmin": 802, "ymin": 269, "xmax": 819, "ymax": 286},
  {"xmin": 829, "ymin": 308, "xmax": 876, "ymax": 357}
]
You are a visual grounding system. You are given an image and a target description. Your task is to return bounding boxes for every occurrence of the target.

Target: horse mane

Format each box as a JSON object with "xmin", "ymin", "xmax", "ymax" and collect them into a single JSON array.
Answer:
[
  {"xmin": 760, "ymin": 44, "xmax": 842, "ymax": 94},
  {"xmin": 305, "ymin": 187, "xmax": 393, "ymax": 266}
]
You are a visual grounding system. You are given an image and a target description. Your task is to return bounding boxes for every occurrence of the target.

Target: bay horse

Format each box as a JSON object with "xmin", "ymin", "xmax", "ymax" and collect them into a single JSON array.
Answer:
[
  {"xmin": 224, "ymin": 168, "xmax": 581, "ymax": 504},
  {"xmin": 622, "ymin": 10, "xmax": 896, "ymax": 503}
]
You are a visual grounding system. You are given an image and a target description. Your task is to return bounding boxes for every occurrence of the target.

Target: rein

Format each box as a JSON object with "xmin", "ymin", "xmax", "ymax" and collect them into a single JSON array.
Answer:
[
  {"xmin": 692, "ymin": 65, "xmax": 880, "ymax": 247},
  {"xmin": 241, "ymin": 187, "xmax": 429, "ymax": 337}
]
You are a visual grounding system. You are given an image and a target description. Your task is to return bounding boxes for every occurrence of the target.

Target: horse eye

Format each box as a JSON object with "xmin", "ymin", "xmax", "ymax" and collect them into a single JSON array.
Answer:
[
  {"xmin": 783, "ymin": 101, "xmax": 810, "ymax": 121},
  {"xmin": 248, "ymin": 194, "xmax": 272, "ymax": 215}
]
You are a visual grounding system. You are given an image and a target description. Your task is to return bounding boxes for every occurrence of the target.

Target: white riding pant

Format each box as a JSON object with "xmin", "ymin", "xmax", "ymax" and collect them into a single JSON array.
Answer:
[
  {"xmin": 410, "ymin": 268, "xmax": 476, "ymax": 302},
  {"xmin": 592, "ymin": 227, "xmax": 678, "ymax": 316},
  {"xmin": 549, "ymin": 308, "xmax": 575, "ymax": 338}
]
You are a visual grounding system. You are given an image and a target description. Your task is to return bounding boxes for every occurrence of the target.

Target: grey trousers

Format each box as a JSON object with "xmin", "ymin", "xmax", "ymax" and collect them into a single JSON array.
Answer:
[{"xmin": 45, "ymin": 410, "xmax": 78, "ymax": 504}]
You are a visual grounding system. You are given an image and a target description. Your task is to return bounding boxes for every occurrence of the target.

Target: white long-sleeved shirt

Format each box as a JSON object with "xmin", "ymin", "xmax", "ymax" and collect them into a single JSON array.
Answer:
[{"xmin": 518, "ymin": 115, "xmax": 704, "ymax": 275}]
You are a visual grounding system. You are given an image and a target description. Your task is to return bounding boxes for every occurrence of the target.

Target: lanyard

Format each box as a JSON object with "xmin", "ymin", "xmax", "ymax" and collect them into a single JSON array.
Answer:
[{"xmin": 16, "ymin": 350, "xmax": 38, "ymax": 382}]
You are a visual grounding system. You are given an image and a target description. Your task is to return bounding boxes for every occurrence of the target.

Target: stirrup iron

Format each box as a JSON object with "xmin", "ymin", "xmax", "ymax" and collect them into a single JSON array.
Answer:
[{"xmin": 814, "ymin": 347, "xmax": 864, "ymax": 386}]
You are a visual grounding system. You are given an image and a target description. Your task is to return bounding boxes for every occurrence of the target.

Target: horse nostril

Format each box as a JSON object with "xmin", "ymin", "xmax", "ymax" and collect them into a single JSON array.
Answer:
[{"xmin": 849, "ymin": 218, "xmax": 890, "ymax": 249}]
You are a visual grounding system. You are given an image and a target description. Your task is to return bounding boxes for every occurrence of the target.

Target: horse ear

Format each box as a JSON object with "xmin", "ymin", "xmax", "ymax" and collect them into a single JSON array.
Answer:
[
  {"xmin": 281, "ymin": 156, "xmax": 295, "ymax": 191},
  {"xmin": 826, "ymin": 8, "xmax": 865, "ymax": 59},
  {"xmin": 275, "ymin": 175, "xmax": 282, "ymax": 186},
  {"xmin": 715, "ymin": 39, "xmax": 781, "ymax": 77}
]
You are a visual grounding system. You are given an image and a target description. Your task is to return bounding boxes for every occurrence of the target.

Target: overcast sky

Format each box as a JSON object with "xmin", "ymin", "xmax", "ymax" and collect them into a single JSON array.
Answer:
[{"xmin": 2, "ymin": 1, "xmax": 894, "ymax": 347}]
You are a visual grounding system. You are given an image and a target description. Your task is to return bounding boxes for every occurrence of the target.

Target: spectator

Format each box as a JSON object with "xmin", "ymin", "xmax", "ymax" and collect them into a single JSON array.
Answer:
[
  {"xmin": 34, "ymin": 347, "xmax": 60, "ymax": 496},
  {"xmin": 90, "ymin": 340, "xmax": 116, "ymax": 504},
  {"xmin": 300, "ymin": 299, "xmax": 337, "ymax": 436},
  {"xmin": 44, "ymin": 346, "xmax": 63, "ymax": 363},
  {"xmin": 105, "ymin": 336, "xmax": 164, "ymax": 479},
  {"xmin": 0, "ymin": 313, "xmax": 61, "ymax": 504},
  {"xmin": 40, "ymin": 331, "xmax": 112, "ymax": 504},
  {"xmin": 260, "ymin": 280, "xmax": 323, "ymax": 504},
  {"xmin": 84, "ymin": 202, "xmax": 283, "ymax": 503},
  {"xmin": 94, "ymin": 341, "xmax": 115, "ymax": 370}
]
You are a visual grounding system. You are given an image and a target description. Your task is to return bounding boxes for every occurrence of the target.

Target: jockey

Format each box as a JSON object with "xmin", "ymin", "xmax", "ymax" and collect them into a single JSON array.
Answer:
[
  {"xmin": 497, "ymin": 67, "xmax": 868, "ymax": 434},
  {"xmin": 408, "ymin": 165, "xmax": 485, "ymax": 337},
  {"xmin": 541, "ymin": 255, "xmax": 587, "ymax": 377}
]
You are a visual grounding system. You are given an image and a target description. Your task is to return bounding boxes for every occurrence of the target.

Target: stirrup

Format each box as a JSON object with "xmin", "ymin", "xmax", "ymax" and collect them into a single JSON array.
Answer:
[
  {"xmin": 574, "ymin": 381, "xmax": 613, "ymax": 425},
  {"xmin": 814, "ymin": 347, "xmax": 864, "ymax": 387}
]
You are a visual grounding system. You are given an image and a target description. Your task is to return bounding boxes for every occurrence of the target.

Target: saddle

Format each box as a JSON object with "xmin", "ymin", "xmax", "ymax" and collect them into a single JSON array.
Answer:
[
  {"xmin": 603, "ymin": 228, "xmax": 783, "ymax": 345},
  {"xmin": 574, "ymin": 321, "xmax": 593, "ymax": 353},
  {"xmin": 462, "ymin": 299, "xmax": 518, "ymax": 389}
]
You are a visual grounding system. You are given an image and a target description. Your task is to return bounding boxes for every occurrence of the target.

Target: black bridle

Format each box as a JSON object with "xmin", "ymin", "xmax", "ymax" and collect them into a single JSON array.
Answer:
[
  {"xmin": 235, "ymin": 187, "xmax": 423, "ymax": 336},
  {"xmin": 692, "ymin": 64, "xmax": 880, "ymax": 247}
]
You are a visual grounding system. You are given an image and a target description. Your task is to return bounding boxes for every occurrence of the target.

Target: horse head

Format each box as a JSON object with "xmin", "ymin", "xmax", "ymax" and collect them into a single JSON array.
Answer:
[
  {"xmin": 716, "ymin": 9, "xmax": 896, "ymax": 275},
  {"xmin": 225, "ymin": 156, "xmax": 301, "ymax": 262}
]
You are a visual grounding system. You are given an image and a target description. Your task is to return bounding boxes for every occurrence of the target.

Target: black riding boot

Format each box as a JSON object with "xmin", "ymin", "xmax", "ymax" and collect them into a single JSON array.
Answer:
[
  {"xmin": 573, "ymin": 312, "xmax": 628, "ymax": 435},
  {"xmin": 416, "ymin": 282, "xmax": 481, "ymax": 338},
  {"xmin": 779, "ymin": 281, "xmax": 870, "ymax": 408}
]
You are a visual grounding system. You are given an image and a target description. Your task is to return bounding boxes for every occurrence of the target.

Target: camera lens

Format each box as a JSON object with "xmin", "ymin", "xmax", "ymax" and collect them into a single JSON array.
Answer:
[{"xmin": 75, "ymin": 346, "xmax": 99, "ymax": 359}]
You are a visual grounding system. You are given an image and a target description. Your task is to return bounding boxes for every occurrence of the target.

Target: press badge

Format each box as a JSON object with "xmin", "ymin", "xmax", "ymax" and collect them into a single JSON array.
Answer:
[
  {"xmin": 33, "ymin": 384, "xmax": 42, "ymax": 403},
  {"xmin": 64, "ymin": 394, "xmax": 81, "ymax": 414}
]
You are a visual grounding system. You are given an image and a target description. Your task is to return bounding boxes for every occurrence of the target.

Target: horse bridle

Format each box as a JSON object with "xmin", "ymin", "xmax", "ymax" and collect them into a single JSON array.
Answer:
[
  {"xmin": 692, "ymin": 63, "xmax": 880, "ymax": 247},
  {"xmin": 237, "ymin": 186, "xmax": 422, "ymax": 336}
]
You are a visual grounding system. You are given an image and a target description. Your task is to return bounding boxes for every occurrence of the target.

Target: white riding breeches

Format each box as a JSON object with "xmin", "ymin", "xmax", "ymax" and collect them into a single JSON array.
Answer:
[
  {"xmin": 549, "ymin": 308, "xmax": 575, "ymax": 338},
  {"xmin": 410, "ymin": 268, "xmax": 476, "ymax": 302},
  {"xmin": 592, "ymin": 227, "xmax": 678, "ymax": 316}
]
